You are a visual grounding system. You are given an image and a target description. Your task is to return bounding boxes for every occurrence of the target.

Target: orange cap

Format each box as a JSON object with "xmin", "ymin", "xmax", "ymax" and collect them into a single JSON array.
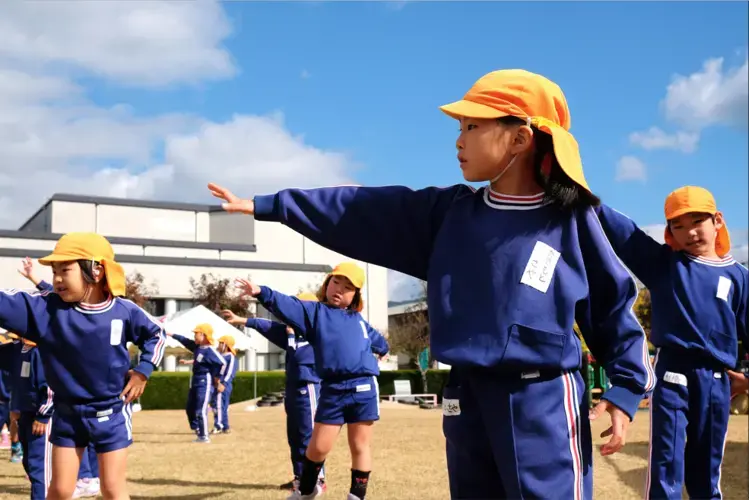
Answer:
[
  {"xmin": 664, "ymin": 186, "xmax": 731, "ymax": 257},
  {"xmin": 439, "ymin": 69, "xmax": 590, "ymax": 193},
  {"xmin": 317, "ymin": 262, "xmax": 366, "ymax": 312},
  {"xmin": 39, "ymin": 232, "xmax": 126, "ymax": 296},
  {"xmin": 193, "ymin": 323, "xmax": 215, "ymax": 345},
  {"xmin": 296, "ymin": 292, "xmax": 319, "ymax": 302},
  {"xmin": 217, "ymin": 335, "xmax": 236, "ymax": 355}
]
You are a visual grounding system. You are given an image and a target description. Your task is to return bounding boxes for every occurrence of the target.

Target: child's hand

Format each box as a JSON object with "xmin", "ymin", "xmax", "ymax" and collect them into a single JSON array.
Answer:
[
  {"xmin": 32, "ymin": 420, "xmax": 47, "ymax": 436},
  {"xmin": 234, "ymin": 278, "xmax": 261, "ymax": 297},
  {"xmin": 589, "ymin": 399, "xmax": 630, "ymax": 456},
  {"xmin": 217, "ymin": 383, "xmax": 226, "ymax": 393},
  {"xmin": 221, "ymin": 309, "xmax": 248, "ymax": 326},
  {"xmin": 727, "ymin": 370, "xmax": 749, "ymax": 396},
  {"xmin": 17, "ymin": 257, "xmax": 37, "ymax": 283},
  {"xmin": 208, "ymin": 183, "xmax": 255, "ymax": 214},
  {"xmin": 121, "ymin": 370, "xmax": 147, "ymax": 404}
]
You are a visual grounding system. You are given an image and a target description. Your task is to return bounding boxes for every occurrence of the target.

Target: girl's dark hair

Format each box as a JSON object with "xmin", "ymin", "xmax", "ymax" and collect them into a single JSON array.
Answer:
[
  {"xmin": 497, "ymin": 116, "xmax": 600, "ymax": 210},
  {"xmin": 78, "ymin": 260, "xmax": 107, "ymax": 286}
]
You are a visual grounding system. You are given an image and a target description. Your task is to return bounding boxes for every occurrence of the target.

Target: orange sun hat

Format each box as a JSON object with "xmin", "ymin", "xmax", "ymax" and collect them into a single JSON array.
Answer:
[
  {"xmin": 664, "ymin": 186, "xmax": 731, "ymax": 257},
  {"xmin": 439, "ymin": 69, "xmax": 590, "ymax": 193}
]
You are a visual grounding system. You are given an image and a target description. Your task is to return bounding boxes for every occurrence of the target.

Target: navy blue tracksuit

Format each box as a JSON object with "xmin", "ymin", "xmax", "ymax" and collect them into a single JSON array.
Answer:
[
  {"xmin": 172, "ymin": 335, "xmax": 227, "ymax": 439},
  {"xmin": 245, "ymin": 318, "xmax": 322, "ymax": 478},
  {"xmin": 1, "ymin": 341, "xmax": 54, "ymax": 499},
  {"xmin": 598, "ymin": 205, "xmax": 749, "ymax": 499},
  {"xmin": 211, "ymin": 351, "xmax": 237, "ymax": 431}
]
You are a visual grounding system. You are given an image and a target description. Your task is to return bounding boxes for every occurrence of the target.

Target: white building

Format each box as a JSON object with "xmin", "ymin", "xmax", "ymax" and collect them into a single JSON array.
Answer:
[{"xmin": 1, "ymin": 193, "xmax": 392, "ymax": 372}]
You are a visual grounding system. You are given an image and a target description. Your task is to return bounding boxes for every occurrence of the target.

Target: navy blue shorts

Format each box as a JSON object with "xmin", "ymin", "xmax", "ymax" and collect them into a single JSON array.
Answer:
[
  {"xmin": 51, "ymin": 401, "xmax": 133, "ymax": 454},
  {"xmin": 315, "ymin": 376, "xmax": 379, "ymax": 425}
]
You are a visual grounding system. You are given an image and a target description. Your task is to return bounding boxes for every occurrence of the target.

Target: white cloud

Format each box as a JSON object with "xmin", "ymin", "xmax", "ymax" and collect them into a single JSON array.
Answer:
[
  {"xmin": 615, "ymin": 156, "xmax": 647, "ymax": 182},
  {"xmin": 662, "ymin": 56, "xmax": 748, "ymax": 130},
  {"xmin": 300, "ymin": 69, "xmax": 311, "ymax": 79},
  {"xmin": 0, "ymin": 2, "xmax": 359, "ymax": 229},
  {"xmin": 0, "ymin": 1, "xmax": 235, "ymax": 87},
  {"xmin": 628, "ymin": 127, "xmax": 699, "ymax": 153}
]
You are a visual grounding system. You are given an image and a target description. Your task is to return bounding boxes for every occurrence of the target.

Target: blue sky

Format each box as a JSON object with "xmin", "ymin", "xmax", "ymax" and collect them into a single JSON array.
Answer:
[{"xmin": 1, "ymin": 1, "xmax": 746, "ymax": 298}]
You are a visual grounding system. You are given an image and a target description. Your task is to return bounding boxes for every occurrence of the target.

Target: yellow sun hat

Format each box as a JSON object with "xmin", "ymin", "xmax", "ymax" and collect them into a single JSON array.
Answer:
[
  {"xmin": 38, "ymin": 232, "xmax": 126, "ymax": 296},
  {"xmin": 440, "ymin": 69, "xmax": 590, "ymax": 193},
  {"xmin": 193, "ymin": 323, "xmax": 215, "ymax": 345},
  {"xmin": 217, "ymin": 335, "xmax": 236, "ymax": 355}
]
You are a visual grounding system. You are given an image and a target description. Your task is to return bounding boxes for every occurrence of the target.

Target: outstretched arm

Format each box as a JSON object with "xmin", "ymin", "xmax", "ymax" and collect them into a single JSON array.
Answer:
[
  {"xmin": 236, "ymin": 279, "xmax": 319, "ymax": 342},
  {"xmin": 209, "ymin": 183, "xmax": 471, "ymax": 280},
  {"xmin": 0, "ymin": 289, "xmax": 52, "ymax": 343},
  {"xmin": 243, "ymin": 317, "xmax": 289, "ymax": 350},
  {"xmin": 577, "ymin": 208, "xmax": 657, "ymax": 454},
  {"xmin": 169, "ymin": 333, "xmax": 198, "ymax": 353},
  {"xmin": 364, "ymin": 322, "xmax": 389, "ymax": 356},
  {"xmin": 594, "ymin": 205, "xmax": 670, "ymax": 288}
]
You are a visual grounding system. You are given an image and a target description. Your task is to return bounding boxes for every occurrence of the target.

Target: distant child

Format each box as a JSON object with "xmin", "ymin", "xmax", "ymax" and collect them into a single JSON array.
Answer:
[
  {"xmin": 166, "ymin": 324, "xmax": 227, "ymax": 443},
  {"xmin": 0, "ymin": 334, "xmax": 54, "ymax": 500},
  {"xmin": 235, "ymin": 262, "xmax": 389, "ymax": 500},
  {"xmin": 0, "ymin": 233, "xmax": 166, "ymax": 499},
  {"xmin": 596, "ymin": 186, "xmax": 748, "ymax": 499},
  {"xmin": 18, "ymin": 256, "xmax": 101, "ymax": 498},
  {"xmin": 209, "ymin": 335, "xmax": 239, "ymax": 434},
  {"xmin": 223, "ymin": 292, "xmax": 328, "ymax": 492}
]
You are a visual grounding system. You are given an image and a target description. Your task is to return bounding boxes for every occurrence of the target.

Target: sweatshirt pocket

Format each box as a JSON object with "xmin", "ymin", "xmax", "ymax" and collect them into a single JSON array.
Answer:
[{"xmin": 502, "ymin": 324, "xmax": 567, "ymax": 368}]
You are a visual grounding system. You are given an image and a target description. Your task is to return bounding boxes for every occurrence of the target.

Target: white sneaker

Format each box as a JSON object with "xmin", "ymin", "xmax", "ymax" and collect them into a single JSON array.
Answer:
[
  {"xmin": 72, "ymin": 478, "xmax": 100, "ymax": 498},
  {"xmin": 286, "ymin": 484, "xmax": 323, "ymax": 500},
  {"xmin": 193, "ymin": 436, "xmax": 210, "ymax": 443}
]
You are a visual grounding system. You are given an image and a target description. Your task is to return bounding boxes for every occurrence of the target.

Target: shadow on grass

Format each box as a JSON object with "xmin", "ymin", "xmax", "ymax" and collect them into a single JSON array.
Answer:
[
  {"xmin": 132, "ymin": 494, "xmax": 225, "ymax": 500},
  {"xmin": 603, "ymin": 441, "xmax": 749, "ymax": 498},
  {"xmin": 129, "ymin": 477, "xmax": 278, "ymax": 491}
]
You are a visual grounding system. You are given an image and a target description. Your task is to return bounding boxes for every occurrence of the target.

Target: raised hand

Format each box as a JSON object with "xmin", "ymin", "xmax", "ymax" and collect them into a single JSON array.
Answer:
[
  {"xmin": 234, "ymin": 278, "xmax": 261, "ymax": 297},
  {"xmin": 207, "ymin": 183, "xmax": 255, "ymax": 214},
  {"xmin": 221, "ymin": 309, "xmax": 249, "ymax": 326},
  {"xmin": 18, "ymin": 257, "xmax": 39, "ymax": 285}
]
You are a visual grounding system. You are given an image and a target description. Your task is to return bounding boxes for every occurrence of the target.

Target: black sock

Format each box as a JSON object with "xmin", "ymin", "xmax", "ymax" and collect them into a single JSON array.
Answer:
[
  {"xmin": 299, "ymin": 457, "xmax": 325, "ymax": 495},
  {"xmin": 350, "ymin": 469, "xmax": 371, "ymax": 499}
]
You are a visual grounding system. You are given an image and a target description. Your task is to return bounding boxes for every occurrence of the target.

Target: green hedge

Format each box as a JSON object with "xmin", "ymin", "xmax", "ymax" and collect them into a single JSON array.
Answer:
[{"xmin": 139, "ymin": 369, "xmax": 451, "ymax": 410}]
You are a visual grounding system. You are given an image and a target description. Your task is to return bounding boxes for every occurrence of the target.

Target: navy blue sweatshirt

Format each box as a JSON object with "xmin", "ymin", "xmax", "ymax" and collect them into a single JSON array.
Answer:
[
  {"xmin": 171, "ymin": 334, "xmax": 227, "ymax": 383},
  {"xmin": 255, "ymin": 287, "xmax": 390, "ymax": 382},
  {"xmin": 253, "ymin": 185, "xmax": 655, "ymax": 418},
  {"xmin": 596, "ymin": 205, "xmax": 748, "ymax": 368},
  {"xmin": 12, "ymin": 343, "xmax": 54, "ymax": 422},
  {"xmin": 0, "ymin": 283, "xmax": 166, "ymax": 407},
  {"xmin": 246, "ymin": 318, "xmax": 320, "ymax": 385},
  {"xmin": 222, "ymin": 352, "xmax": 238, "ymax": 385}
]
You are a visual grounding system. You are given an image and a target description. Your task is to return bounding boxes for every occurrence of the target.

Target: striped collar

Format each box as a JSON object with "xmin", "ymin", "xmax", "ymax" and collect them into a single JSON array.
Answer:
[
  {"xmin": 684, "ymin": 253, "xmax": 736, "ymax": 267},
  {"xmin": 75, "ymin": 295, "xmax": 115, "ymax": 314},
  {"xmin": 483, "ymin": 187, "xmax": 547, "ymax": 211}
]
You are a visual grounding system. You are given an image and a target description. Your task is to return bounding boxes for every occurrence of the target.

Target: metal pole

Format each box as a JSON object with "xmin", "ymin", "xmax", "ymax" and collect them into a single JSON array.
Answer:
[{"xmin": 253, "ymin": 348, "xmax": 258, "ymax": 401}]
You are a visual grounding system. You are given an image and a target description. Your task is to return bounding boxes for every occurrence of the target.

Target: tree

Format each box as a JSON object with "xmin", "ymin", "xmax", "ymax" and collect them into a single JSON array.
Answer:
[
  {"xmin": 125, "ymin": 271, "xmax": 158, "ymax": 310},
  {"xmin": 633, "ymin": 288, "xmax": 655, "ymax": 352},
  {"xmin": 189, "ymin": 273, "xmax": 252, "ymax": 318},
  {"xmin": 387, "ymin": 281, "xmax": 431, "ymax": 392}
]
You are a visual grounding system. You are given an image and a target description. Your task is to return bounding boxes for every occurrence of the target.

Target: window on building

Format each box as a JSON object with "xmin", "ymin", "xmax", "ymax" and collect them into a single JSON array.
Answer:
[{"xmin": 176, "ymin": 299, "xmax": 194, "ymax": 312}]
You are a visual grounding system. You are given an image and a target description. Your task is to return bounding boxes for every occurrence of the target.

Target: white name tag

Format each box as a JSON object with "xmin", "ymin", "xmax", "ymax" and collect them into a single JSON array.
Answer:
[
  {"xmin": 20, "ymin": 361, "xmax": 30, "ymax": 378},
  {"xmin": 521, "ymin": 370, "xmax": 540, "ymax": 379},
  {"xmin": 714, "ymin": 373, "xmax": 722, "ymax": 379},
  {"xmin": 196, "ymin": 353, "xmax": 204, "ymax": 363},
  {"xmin": 97, "ymin": 416, "xmax": 110, "ymax": 422},
  {"xmin": 663, "ymin": 371, "xmax": 687, "ymax": 387},
  {"xmin": 355, "ymin": 384, "xmax": 371, "ymax": 393},
  {"xmin": 443, "ymin": 398, "xmax": 461, "ymax": 416},
  {"xmin": 96, "ymin": 409, "xmax": 113, "ymax": 418},
  {"xmin": 110, "ymin": 319, "xmax": 123, "ymax": 346},
  {"xmin": 716, "ymin": 276, "xmax": 731, "ymax": 302},
  {"xmin": 520, "ymin": 241, "xmax": 561, "ymax": 294},
  {"xmin": 287, "ymin": 337, "xmax": 296, "ymax": 348}
]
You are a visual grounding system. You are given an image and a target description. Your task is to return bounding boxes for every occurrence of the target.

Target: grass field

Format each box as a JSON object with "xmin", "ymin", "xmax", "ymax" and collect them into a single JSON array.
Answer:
[{"xmin": 0, "ymin": 401, "xmax": 747, "ymax": 499}]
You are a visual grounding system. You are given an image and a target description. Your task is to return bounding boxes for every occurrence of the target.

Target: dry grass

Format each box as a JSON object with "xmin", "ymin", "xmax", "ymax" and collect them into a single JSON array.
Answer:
[{"xmin": 0, "ymin": 402, "xmax": 746, "ymax": 500}]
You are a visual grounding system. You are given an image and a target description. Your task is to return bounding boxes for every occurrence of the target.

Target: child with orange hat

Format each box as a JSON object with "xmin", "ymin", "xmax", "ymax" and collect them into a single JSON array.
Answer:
[
  {"xmin": 209, "ymin": 69, "xmax": 656, "ymax": 499},
  {"xmin": 166, "ymin": 323, "xmax": 228, "ymax": 443},
  {"xmin": 16, "ymin": 256, "xmax": 101, "ymax": 498},
  {"xmin": 209, "ymin": 335, "xmax": 239, "ymax": 434},
  {"xmin": 596, "ymin": 186, "xmax": 748, "ymax": 499},
  {"xmin": 0, "ymin": 232, "xmax": 166, "ymax": 499},
  {"xmin": 233, "ymin": 263, "xmax": 389, "ymax": 500},
  {"xmin": 223, "ymin": 290, "xmax": 378, "ymax": 493}
]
